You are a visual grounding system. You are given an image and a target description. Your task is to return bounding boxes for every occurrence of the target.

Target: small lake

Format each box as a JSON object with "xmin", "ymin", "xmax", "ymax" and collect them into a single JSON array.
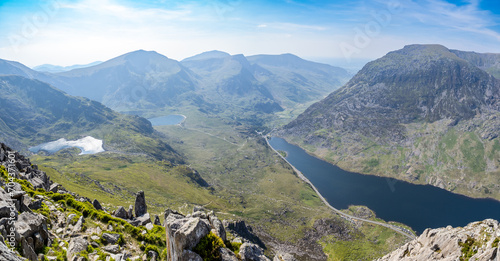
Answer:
[
  {"xmin": 148, "ymin": 115, "xmax": 185, "ymax": 126},
  {"xmin": 269, "ymin": 137, "xmax": 500, "ymax": 234}
]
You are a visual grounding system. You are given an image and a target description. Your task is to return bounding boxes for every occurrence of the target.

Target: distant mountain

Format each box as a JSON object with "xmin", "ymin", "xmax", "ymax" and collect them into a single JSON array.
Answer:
[
  {"xmin": 0, "ymin": 50, "xmax": 352, "ymax": 123},
  {"xmin": 450, "ymin": 49, "xmax": 500, "ymax": 79},
  {"xmin": 247, "ymin": 53, "xmax": 352, "ymax": 106},
  {"xmin": 0, "ymin": 75, "xmax": 182, "ymax": 162},
  {"xmin": 281, "ymin": 44, "xmax": 500, "ymax": 200},
  {"xmin": 32, "ymin": 61, "xmax": 102, "ymax": 73}
]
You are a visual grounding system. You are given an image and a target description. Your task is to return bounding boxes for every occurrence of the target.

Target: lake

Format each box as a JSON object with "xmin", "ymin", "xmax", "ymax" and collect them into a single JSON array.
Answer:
[
  {"xmin": 148, "ymin": 115, "xmax": 185, "ymax": 126},
  {"xmin": 268, "ymin": 137, "xmax": 500, "ymax": 234}
]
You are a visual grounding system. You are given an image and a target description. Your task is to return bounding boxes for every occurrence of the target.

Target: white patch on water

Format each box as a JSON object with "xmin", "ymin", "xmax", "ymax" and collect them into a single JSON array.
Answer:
[{"xmin": 29, "ymin": 136, "xmax": 104, "ymax": 155}]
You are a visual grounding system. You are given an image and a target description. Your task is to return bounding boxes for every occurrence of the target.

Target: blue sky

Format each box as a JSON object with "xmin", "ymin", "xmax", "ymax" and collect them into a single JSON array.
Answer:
[{"xmin": 1, "ymin": 0, "xmax": 500, "ymax": 69}]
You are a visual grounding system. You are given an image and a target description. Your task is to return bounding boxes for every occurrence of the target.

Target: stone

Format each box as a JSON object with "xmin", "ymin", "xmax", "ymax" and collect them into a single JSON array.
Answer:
[
  {"xmin": 67, "ymin": 237, "xmax": 88, "ymax": 261},
  {"xmin": 146, "ymin": 223, "xmax": 154, "ymax": 231},
  {"xmin": 125, "ymin": 205, "xmax": 133, "ymax": 220},
  {"xmin": 130, "ymin": 213, "xmax": 151, "ymax": 227},
  {"xmin": 209, "ymin": 215, "xmax": 226, "ymax": 242},
  {"xmin": 273, "ymin": 253, "xmax": 297, "ymax": 261},
  {"xmin": 154, "ymin": 214, "xmax": 161, "ymax": 226},
  {"xmin": 219, "ymin": 247, "xmax": 239, "ymax": 261},
  {"xmin": 21, "ymin": 237, "xmax": 38, "ymax": 261},
  {"xmin": 92, "ymin": 199, "xmax": 102, "ymax": 210},
  {"xmin": 181, "ymin": 249, "xmax": 203, "ymax": 261},
  {"xmin": 103, "ymin": 244, "xmax": 120, "ymax": 254},
  {"xmin": 72, "ymin": 216, "xmax": 85, "ymax": 233},
  {"xmin": 67, "ymin": 214, "xmax": 77, "ymax": 226},
  {"xmin": 49, "ymin": 183, "xmax": 60, "ymax": 193},
  {"xmin": 114, "ymin": 206, "xmax": 128, "ymax": 219},
  {"xmin": 102, "ymin": 233, "xmax": 121, "ymax": 245},
  {"xmin": 15, "ymin": 212, "xmax": 48, "ymax": 241},
  {"xmin": 239, "ymin": 243, "xmax": 270, "ymax": 261},
  {"xmin": 166, "ymin": 217, "xmax": 210, "ymax": 261},
  {"xmin": 135, "ymin": 191, "xmax": 147, "ymax": 217}
]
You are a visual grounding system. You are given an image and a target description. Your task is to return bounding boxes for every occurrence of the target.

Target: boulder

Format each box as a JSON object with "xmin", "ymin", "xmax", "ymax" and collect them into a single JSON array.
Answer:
[
  {"xmin": 127, "ymin": 205, "xmax": 134, "ymax": 219},
  {"xmin": 114, "ymin": 206, "xmax": 128, "ymax": 219},
  {"xmin": 134, "ymin": 191, "xmax": 147, "ymax": 217},
  {"xmin": 239, "ymin": 243, "xmax": 270, "ymax": 261},
  {"xmin": 15, "ymin": 212, "xmax": 48, "ymax": 242},
  {"xmin": 166, "ymin": 217, "xmax": 210, "ymax": 261},
  {"xmin": 72, "ymin": 216, "xmax": 85, "ymax": 233},
  {"xmin": 67, "ymin": 237, "xmax": 88, "ymax": 261},
  {"xmin": 209, "ymin": 215, "xmax": 226, "ymax": 242},
  {"xmin": 49, "ymin": 183, "xmax": 60, "ymax": 193},
  {"xmin": 103, "ymin": 244, "xmax": 120, "ymax": 254},
  {"xmin": 154, "ymin": 214, "xmax": 161, "ymax": 226},
  {"xmin": 102, "ymin": 233, "xmax": 121, "ymax": 245},
  {"xmin": 273, "ymin": 253, "xmax": 297, "ymax": 261},
  {"xmin": 21, "ymin": 237, "xmax": 38, "ymax": 261},
  {"xmin": 130, "ymin": 212, "xmax": 151, "ymax": 227},
  {"xmin": 92, "ymin": 199, "xmax": 102, "ymax": 210},
  {"xmin": 219, "ymin": 247, "xmax": 239, "ymax": 261},
  {"xmin": 181, "ymin": 249, "xmax": 203, "ymax": 261}
]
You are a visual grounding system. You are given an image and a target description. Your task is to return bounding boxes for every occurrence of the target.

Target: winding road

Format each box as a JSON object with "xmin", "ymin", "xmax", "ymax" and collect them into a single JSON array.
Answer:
[{"xmin": 262, "ymin": 134, "xmax": 417, "ymax": 240}]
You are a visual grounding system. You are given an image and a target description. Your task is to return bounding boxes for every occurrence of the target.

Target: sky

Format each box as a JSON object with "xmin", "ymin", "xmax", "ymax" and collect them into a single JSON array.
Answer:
[{"xmin": 1, "ymin": 0, "xmax": 500, "ymax": 69}]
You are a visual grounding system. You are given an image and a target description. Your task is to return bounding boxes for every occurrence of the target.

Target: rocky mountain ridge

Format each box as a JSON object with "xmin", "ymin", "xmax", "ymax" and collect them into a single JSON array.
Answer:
[
  {"xmin": 378, "ymin": 219, "xmax": 500, "ymax": 261},
  {"xmin": 280, "ymin": 44, "xmax": 500, "ymax": 199}
]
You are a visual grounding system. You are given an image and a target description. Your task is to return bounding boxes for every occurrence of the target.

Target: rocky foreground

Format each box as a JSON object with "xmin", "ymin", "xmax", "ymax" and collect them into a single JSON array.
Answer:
[
  {"xmin": 378, "ymin": 219, "xmax": 500, "ymax": 261},
  {"xmin": 0, "ymin": 142, "xmax": 299, "ymax": 260}
]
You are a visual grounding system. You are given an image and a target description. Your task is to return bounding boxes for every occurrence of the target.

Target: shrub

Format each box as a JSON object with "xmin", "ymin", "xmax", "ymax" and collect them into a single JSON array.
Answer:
[{"xmin": 193, "ymin": 232, "xmax": 225, "ymax": 261}]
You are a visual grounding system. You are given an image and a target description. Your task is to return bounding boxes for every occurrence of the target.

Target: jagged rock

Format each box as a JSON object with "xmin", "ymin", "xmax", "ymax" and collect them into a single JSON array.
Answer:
[
  {"xmin": 130, "ymin": 212, "xmax": 151, "ymax": 227},
  {"xmin": 154, "ymin": 214, "xmax": 161, "ymax": 226},
  {"xmin": 15, "ymin": 212, "xmax": 48, "ymax": 247},
  {"xmin": 146, "ymin": 223, "xmax": 154, "ymax": 231},
  {"xmin": 0, "ymin": 187, "xmax": 16, "ymax": 219},
  {"xmin": 92, "ymin": 199, "xmax": 102, "ymax": 210},
  {"xmin": 49, "ymin": 183, "xmax": 60, "ymax": 193},
  {"xmin": 224, "ymin": 220, "xmax": 265, "ymax": 248},
  {"xmin": 114, "ymin": 206, "xmax": 128, "ymax": 219},
  {"xmin": 239, "ymin": 243, "xmax": 270, "ymax": 261},
  {"xmin": 128, "ymin": 205, "xmax": 134, "ymax": 219},
  {"xmin": 135, "ymin": 191, "xmax": 147, "ymax": 217},
  {"xmin": 209, "ymin": 215, "xmax": 226, "ymax": 242},
  {"xmin": 165, "ymin": 208, "xmax": 183, "ymax": 221},
  {"xmin": 219, "ymin": 247, "xmax": 239, "ymax": 261},
  {"xmin": 27, "ymin": 199, "xmax": 42, "ymax": 210},
  {"xmin": 67, "ymin": 237, "xmax": 88, "ymax": 261},
  {"xmin": 378, "ymin": 219, "xmax": 500, "ymax": 261},
  {"xmin": 21, "ymin": 237, "xmax": 37, "ymax": 261},
  {"xmin": 72, "ymin": 216, "xmax": 85, "ymax": 233},
  {"xmin": 67, "ymin": 214, "xmax": 77, "ymax": 226},
  {"xmin": 273, "ymin": 253, "xmax": 297, "ymax": 261},
  {"xmin": 0, "ymin": 239, "xmax": 23, "ymax": 260},
  {"xmin": 193, "ymin": 206, "xmax": 204, "ymax": 212},
  {"xmin": 103, "ymin": 244, "xmax": 120, "ymax": 254},
  {"xmin": 102, "ymin": 233, "xmax": 120, "ymax": 244},
  {"xmin": 166, "ymin": 217, "xmax": 210, "ymax": 261},
  {"xmin": 191, "ymin": 211, "xmax": 207, "ymax": 219}
]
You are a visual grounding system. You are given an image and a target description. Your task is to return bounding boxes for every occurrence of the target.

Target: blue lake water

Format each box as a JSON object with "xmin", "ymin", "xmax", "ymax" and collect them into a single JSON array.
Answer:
[
  {"xmin": 148, "ymin": 115, "xmax": 185, "ymax": 126},
  {"xmin": 268, "ymin": 137, "xmax": 500, "ymax": 234}
]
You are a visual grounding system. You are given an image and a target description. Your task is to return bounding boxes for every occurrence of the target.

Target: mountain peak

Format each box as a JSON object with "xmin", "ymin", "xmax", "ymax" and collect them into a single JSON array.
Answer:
[{"xmin": 182, "ymin": 50, "xmax": 231, "ymax": 62}]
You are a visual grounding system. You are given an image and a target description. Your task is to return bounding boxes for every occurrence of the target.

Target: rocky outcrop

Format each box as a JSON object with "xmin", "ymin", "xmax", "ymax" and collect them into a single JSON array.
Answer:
[
  {"xmin": 240, "ymin": 243, "xmax": 271, "ymax": 261},
  {"xmin": 67, "ymin": 237, "xmax": 89, "ymax": 261},
  {"xmin": 224, "ymin": 219, "xmax": 265, "ymax": 248},
  {"xmin": 378, "ymin": 219, "xmax": 500, "ymax": 261},
  {"xmin": 134, "ymin": 190, "xmax": 147, "ymax": 217}
]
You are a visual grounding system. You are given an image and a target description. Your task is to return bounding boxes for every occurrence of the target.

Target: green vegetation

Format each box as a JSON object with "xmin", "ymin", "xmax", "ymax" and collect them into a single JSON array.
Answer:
[
  {"xmin": 459, "ymin": 236, "xmax": 478, "ymax": 261},
  {"xmin": 459, "ymin": 132, "xmax": 486, "ymax": 173},
  {"xmin": 193, "ymin": 232, "xmax": 226, "ymax": 261},
  {"xmin": 492, "ymin": 237, "xmax": 499, "ymax": 248}
]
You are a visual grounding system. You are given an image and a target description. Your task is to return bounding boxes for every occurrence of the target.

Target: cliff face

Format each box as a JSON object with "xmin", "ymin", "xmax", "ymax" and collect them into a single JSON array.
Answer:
[
  {"xmin": 378, "ymin": 219, "xmax": 500, "ymax": 261},
  {"xmin": 280, "ymin": 44, "xmax": 500, "ymax": 200}
]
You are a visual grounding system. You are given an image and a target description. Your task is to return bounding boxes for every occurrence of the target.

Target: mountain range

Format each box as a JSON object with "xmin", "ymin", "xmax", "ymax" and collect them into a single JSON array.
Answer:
[
  {"xmin": 0, "ymin": 50, "xmax": 351, "ymax": 121},
  {"xmin": 32, "ymin": 61, "xmax": 103, "ymax": 73},
  {"xmin": 281, "ymin": 44, "xmax": 500, "ymax": 200}
]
